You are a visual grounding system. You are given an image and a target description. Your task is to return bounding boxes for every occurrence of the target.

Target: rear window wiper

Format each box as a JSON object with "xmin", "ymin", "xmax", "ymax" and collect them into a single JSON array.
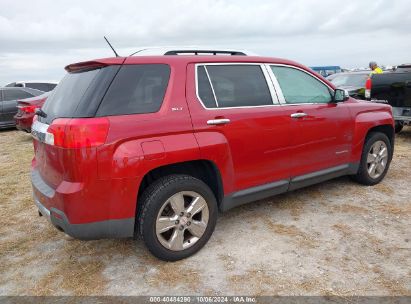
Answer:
[{"xmin": 35, "ymin": 108, "xmax": 47, "ymax": 118}]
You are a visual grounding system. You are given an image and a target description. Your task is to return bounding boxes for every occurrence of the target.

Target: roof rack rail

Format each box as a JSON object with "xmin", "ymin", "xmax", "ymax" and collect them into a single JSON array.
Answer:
[
  {"xmin": 129, "ymin": 47, "xmax": 252, "ymax": 56},
  {"xmin": 164, "ymin": 50, "xmax": 246, "ymax": 56}
]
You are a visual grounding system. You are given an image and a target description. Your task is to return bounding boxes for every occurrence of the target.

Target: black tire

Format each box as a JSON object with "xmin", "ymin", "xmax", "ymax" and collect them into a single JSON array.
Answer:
[
  {"xmin": 395, "ymin": 122, "xmax": 403, "ymax": 134},
  {"xmin": 352, "ymin": 132, "xmax": 392, "ymax": 185},
  {"xmin": 137, "ymin": 174, "xmax": 218, "ymax": 261}
]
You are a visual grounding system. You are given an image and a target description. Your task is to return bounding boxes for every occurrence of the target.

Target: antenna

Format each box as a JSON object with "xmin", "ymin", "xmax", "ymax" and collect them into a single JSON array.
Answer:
[{"xmin": 104, "ymin": 36, "xmax": 119, "ymax": 57}]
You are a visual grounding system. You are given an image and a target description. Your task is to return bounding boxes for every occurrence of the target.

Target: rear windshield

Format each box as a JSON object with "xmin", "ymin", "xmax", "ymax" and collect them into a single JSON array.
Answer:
[
  {"xmin": 40, "ymin": 64, "xmax": 170, "ymax": 124},
  {"xmin": 40, "ymin": 66, "xmax": 120, "ymax": 124},
  {"xmin": 40, "ymin": 69, "xmax": 100, "ymax": 123}
]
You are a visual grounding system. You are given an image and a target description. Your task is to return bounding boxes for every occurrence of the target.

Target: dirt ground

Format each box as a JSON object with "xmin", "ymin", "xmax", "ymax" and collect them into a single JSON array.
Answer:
[{"xmin": 0, "ymin": 128, "xmax": 410, "ymax": 296}]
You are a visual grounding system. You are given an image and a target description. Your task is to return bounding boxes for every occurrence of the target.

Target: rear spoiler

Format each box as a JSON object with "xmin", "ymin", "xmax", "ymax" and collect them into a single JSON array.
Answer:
[
  {"xmin": 64, "ymin": 58, "xmax": 126, "ymax": 73},
  {"xmin": 65, "ymin": 61, "xmax": 109, "ymax": 73}
]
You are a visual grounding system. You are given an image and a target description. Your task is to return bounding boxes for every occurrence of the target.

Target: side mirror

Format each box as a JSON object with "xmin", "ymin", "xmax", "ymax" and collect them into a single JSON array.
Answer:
[{"xmin": 333, "ymin": 89, "xmax": 349, "ymax": 102}]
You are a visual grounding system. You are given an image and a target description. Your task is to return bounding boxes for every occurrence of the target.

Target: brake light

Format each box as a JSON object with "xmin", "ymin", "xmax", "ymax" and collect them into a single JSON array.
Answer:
[
  {"xmin": 365, "ymin": 77, "xmax": 372, "ymax": 99},
  {"xmin": 47, "ymin": 118, "xmax": 109, "ymax": 148},
  {"xmin": 19, "ymin": 105, "xmax": 38, "ymax": 114}
]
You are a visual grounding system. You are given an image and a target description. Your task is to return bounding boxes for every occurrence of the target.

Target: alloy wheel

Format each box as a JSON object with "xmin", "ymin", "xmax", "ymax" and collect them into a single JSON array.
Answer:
[
  {"xmin": 155, "ymin": 191, "xmax": 209, "ymax": 251},
  {"xmin": 366, "ymin": 140, "xmax": 388, "ymax": 179}
]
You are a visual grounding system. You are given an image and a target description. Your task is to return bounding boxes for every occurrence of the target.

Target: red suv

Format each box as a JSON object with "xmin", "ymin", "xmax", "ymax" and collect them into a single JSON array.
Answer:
[{"xmin": 31, "ymin": 49, "xmax": 394, "ymax": 261}]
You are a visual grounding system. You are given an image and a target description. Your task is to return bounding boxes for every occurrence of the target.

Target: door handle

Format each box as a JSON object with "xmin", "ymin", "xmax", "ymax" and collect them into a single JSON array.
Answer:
[
  {"xmin": 290, "ymin": 112, "xmax": 308, "ymax": 118},
  {"xmin": 207, "ymin": 118, "xmax": 231, "ymax": 125}
]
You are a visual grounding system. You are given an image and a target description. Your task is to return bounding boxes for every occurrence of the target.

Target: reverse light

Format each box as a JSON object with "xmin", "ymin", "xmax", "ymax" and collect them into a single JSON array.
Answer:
[{"xmin": 47, "ymin": 118, "xmax": 110, "ymax": 148}]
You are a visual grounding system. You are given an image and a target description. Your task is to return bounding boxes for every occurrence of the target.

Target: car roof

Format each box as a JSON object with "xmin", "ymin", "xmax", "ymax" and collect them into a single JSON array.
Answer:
[{"xmin": 65, "ymin": 55, "xmax": 308, "ymax": 72}]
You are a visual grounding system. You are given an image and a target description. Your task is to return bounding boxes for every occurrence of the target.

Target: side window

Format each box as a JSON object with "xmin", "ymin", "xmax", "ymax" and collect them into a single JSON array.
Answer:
[
  {"xmin": 3, "ymin": 89, "xmax": 33, "ymax": 101},
  {"xmin": 197, "ymin": 65, "xmax": 273, "ymax": 108},
  {"xmin": 271, "ymin": 66, "xmax": 332, "ymax": 104},
  {"xmin": 97, "ymin": 64, "xmax": 170, "ymax": 116},
  {"xmin": 197, "ymin": 66, "xmax": 217, "ymax": 108}
]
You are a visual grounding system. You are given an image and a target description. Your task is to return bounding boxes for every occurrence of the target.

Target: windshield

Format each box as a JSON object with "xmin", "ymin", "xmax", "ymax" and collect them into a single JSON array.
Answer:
[{"xmin": 330, "ymin": 74, "xmax": 368, "ymax": 87}]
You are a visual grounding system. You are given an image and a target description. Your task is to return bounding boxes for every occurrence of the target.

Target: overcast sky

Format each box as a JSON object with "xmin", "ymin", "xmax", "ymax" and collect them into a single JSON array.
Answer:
[{"xmin": 1, "ymin": 0, "xmax": 410, "ymax": 85}]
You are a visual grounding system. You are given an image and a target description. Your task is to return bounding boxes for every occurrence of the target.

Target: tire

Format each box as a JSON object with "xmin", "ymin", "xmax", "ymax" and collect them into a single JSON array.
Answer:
[
  {"xmin": 352, "ymin": 132, "xmax": 392, "ymax": 185},
  {"xmin": 137, "ymin": 174, "xmax": 218, "ymax": 261},
  {"xmin": 395, "ymin": 122, "xmax": 403, "ymax": 134}
]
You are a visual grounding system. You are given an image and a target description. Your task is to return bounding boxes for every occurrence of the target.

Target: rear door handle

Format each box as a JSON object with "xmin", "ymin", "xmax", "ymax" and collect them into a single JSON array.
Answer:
[
  {"xmin": 290, "ymin": 112, "xmax": 308, "ymax": 118},
  {"xmin": 207, "ymin": 118, "xmax": 231, "ymax": 125}
]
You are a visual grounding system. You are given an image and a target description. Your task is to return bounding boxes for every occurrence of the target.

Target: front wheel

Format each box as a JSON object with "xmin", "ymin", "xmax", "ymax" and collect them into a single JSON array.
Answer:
[
  {"xmin": 352, "ymin": 132, "xmax": 392, "ymax": 185},
  {"xmin": 138, "ymin": 175, "xmax": 218, "ymax": 261}
]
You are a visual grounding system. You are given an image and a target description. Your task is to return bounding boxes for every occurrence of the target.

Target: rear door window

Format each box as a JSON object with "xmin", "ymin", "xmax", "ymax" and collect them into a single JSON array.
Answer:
[
  {"xmin": 196, "ymin": 64, "xmax": 273, "ymax": 108},
  {"xmin": 96, "ymin": 64, "xmax": 170, "ymax": 116},
  {"xmin": 3, "ymin": 89, "xmax": 33, "ymax": 101}
]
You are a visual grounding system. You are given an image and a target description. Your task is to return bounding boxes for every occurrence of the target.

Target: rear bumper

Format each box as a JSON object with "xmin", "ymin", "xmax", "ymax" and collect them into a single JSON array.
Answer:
[
  {"xmin": 32, "ymin": 169, "xmax": 135, "ymax": 240},
  {"xmin": 34, "ymin": 195, "xmax": 135, "ymax": 239}
]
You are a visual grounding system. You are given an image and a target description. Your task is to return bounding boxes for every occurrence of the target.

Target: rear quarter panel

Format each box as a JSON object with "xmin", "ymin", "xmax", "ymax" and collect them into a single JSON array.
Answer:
[{"xmin": 96, "ymin": 60, "xmax": 204, "ymax": 219}]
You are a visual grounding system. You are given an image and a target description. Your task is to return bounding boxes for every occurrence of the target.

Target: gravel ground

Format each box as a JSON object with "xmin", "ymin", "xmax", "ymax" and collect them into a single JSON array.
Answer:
[{"xmin": 0, "ymin": 128, "xmax": 410, "ymax": 296}]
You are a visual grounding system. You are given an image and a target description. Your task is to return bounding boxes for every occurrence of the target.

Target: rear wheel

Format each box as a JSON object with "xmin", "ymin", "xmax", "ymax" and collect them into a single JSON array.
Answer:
[
  {"xmin": 352, "ymin": 132, "xmax": 392, "ymax": 185},
  {"xmin": 138, "ymin": 175, "xmax": 218, "ymax": 261}
]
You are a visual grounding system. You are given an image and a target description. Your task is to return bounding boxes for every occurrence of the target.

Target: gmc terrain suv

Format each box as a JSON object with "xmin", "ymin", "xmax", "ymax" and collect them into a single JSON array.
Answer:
[{"xmin": 31, "ymin": 49, "xmax": 394, "ymax": 261}]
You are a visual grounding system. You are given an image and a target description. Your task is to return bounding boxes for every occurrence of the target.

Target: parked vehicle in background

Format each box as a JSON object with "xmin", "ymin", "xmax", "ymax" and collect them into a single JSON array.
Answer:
[
  {"xmin": 31, "ymin": 49, "xmax": 394, "ymax": 261},
  {"xmin": 14, "ymin": 92, "xmax": 50, "ymax": 132},
  {"xmin": 327, "ymin": 71, "xmax": 369, "ymax": 100},
  {"xmin": 0, "ymin": 87, "xmax": 44, "ymax": 129},
  {"xmin": 5, "ymin": 81, "xmax": 57, "ymax": 92},
  {"xmin": 310, "ymin": 66, "xmax": 342, "ymax": 77},
  {"xmin": 366, "ymin": 64, "xmax": 411, "ymax": 133},
  {"xmin": 394, "ymin": 63, "xmax": 411, "ymax": 72}
]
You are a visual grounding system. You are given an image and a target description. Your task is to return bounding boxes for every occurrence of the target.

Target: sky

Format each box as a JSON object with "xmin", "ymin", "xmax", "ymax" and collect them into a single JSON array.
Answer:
[{"xmin": 1, "ymin": 0, "xmax": 410, "ymax": 85}]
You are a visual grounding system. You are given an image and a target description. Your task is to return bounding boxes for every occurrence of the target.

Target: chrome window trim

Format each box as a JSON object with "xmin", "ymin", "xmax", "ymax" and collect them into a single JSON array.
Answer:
[
  {"xmin": 265, "ymin": 63, "xmax": 335, "ymax": 106},
  {"xmin": 194, "ymin": 63, "xmax": 281, "ymax": 110}
]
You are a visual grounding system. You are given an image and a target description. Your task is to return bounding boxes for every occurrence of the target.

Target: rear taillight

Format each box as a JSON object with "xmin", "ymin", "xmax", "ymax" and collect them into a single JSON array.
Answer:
[
  {"xmin": 365, "ymin": 77, "xmax": 372, "ymax": 99},
  {"xmin": 47, "ymin": 118, "xmax": 109, "ymax": 148},
  {"xmin": 19, "ymin": 105, "xmax": 38, "ymax": 114}
]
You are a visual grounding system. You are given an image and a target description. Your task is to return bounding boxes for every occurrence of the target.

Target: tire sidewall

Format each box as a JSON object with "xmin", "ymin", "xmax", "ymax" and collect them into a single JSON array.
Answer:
[
  {"xmin": 140, "ymin": 175, "xmax": 218, "ymax": 261},
  {"xmin": 358, "ymin": 132, "xmax": 392, "ymax": 185}
]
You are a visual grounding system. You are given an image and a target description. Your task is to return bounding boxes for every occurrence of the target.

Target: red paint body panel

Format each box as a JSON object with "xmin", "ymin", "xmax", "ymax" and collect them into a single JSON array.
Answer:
[{"xmin": 31, "ymin": 55, "xmax": 394, "ymax": 229}]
